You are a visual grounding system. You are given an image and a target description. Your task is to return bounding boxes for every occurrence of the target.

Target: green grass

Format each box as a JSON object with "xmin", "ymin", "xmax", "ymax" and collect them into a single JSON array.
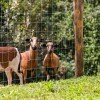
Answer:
[{"xmin": 0, "ymin": 75, "xmax": 100, "ymax": 100}]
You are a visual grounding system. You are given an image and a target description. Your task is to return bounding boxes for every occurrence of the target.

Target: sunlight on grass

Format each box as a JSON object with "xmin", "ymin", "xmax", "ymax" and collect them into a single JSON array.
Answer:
[{"xmin": 0, "ymin": 75, "xmax": 100, "ymax": 100}]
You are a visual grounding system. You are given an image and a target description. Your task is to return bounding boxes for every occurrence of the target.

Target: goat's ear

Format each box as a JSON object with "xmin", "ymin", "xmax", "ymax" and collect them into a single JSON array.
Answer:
[
  {"xmin": 38, "ymin": 38, "xmax": 44, "ymax": 42},
  {"xmin": 54, "ymin": 44, "xmax": 58, "ymax": 48},
  {"xmin": 25, "ymin": 38, "xmax": 30, "ymax": 42},
  {"xmin": 26, "ymin": 38, "xmax": 32, "ymax": 42},
  {"xmin": 40, "ymin": 43, "xmax": 46, "ymax": 47}
]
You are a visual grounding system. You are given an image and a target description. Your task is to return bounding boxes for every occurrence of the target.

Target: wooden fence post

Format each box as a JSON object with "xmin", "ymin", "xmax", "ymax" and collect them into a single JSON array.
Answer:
[{"xmin": 73, "ymin": 0, "xmax": 84, "ymax": 77}]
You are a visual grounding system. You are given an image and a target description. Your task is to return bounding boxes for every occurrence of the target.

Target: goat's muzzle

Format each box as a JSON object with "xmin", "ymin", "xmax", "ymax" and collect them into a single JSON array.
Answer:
[
  {"xmin": 48, "ymin": 50, "xmax": 53, "ymax": 54},
  {"xmin": 32, "ymin": 46, "xmax": 37, "ymax": 50}
]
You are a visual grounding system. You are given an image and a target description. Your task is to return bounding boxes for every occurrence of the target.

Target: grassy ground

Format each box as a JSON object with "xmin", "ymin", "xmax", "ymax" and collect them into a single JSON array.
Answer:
[{"xmin": 0, "ymin": 75, "xmax": 100, "ymax": 100}]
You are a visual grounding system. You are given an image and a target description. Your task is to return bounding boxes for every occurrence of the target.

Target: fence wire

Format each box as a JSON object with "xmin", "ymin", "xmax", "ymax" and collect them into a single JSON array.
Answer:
[{"xmin": 0, "ymin": 0, "xmax": 99, "ymax": 85}]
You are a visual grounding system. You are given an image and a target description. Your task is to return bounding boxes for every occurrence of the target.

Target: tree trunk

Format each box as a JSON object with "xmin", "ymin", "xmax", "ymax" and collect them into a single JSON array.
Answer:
[{"xmin": 73, "ymin": 0, "xmax": 84, "ymax": 77}]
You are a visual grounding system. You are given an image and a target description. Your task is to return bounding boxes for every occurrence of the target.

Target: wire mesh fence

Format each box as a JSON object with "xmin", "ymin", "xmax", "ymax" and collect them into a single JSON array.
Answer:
[
  {"xmin": 0, "ymin": 0, "xmax": 100, "ymax": 85},
  {"xmin": 0, "ymin": 0, "xmax": 75, "ymax": 85}
]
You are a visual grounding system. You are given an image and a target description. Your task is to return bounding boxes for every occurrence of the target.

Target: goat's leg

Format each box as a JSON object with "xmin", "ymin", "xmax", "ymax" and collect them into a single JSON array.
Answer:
[
  {"xmin": 13, "ymin": 67, "xmax": 23, "ymax": 85},
  {"xmin": 5, "ymin": 68, "xmax": 12, "ymax": 85},
  {"xmin": 31, "ymin": 70, "xmax": 34, "ymax": 79},
  {"xmin": 53, "ymin": 67, "xmax": 57, "ymax": 79},
  {"xmin": 44, "ymin": 68, "xmax": 50, "ymax": 80},
  {"xmin": 15, "ymin": 71, "xmax": 23, "ymax": 85},
  {"xmin": 23, "ymin": 69, "xmax": 27, "ymax": 84}
]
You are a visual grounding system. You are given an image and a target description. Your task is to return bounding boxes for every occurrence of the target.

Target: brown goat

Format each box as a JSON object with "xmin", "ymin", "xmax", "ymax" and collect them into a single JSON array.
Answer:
[
  {"xmin": 58, "ymin": 65, "xmax": 67, "ymax": 79},
  {"xmin": 0, "ymin": 47, "xmax": 23, "ymax": 85},
  {"xmin": 43, "ymin": 42, "xmax": 60, "ymax": 80},
  {"xmin": 20, "ymin": 37, "xmax": 39, "ymax": 83}
]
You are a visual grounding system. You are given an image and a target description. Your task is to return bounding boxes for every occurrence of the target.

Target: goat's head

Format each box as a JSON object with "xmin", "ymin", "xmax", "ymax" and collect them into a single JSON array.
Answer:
[
  {"xmin": 58, "ymin": 66, "xmax": 67, "ymax": 79},
  {"xmin": 46, "ymin": 42, "xmax": 54, "ymax": 54},
  {"xmin": 41, "ymin": 41, "xmax": 58, "ymax": 54},
  {"xmin": 26, "ymin": 37, "xmax": 44, "ymax": 50},
  {"xmin": 25, "ymin": 37, "xmax": 38, "ymax": 50}
]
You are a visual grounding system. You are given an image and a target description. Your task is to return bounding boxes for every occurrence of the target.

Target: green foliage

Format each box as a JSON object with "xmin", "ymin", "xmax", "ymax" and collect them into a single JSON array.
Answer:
[
  {"xmin": 0, "ymin": 0, "xmax": 100, "ymax": 76},
  {"xmin": 0, "ymin": 75, "xmax": 100, "ymax": 99},
  {"xmin": 4, "ymin": 0, "xmax": 73, "ymax": 43},
  {"xmin": 84, "ymin": 0, "xmax": 100, "ymax": 7},
  {"xmin": 84, "ymin": 3, "xmax": 100, "ymax": 75},
  {"xmin": 0, "ymin": 0, "xmax": 13, "ymax": 46},
  {"xmin": 59, "ymin": 51, "xmax": 75, "ymax": 78}
]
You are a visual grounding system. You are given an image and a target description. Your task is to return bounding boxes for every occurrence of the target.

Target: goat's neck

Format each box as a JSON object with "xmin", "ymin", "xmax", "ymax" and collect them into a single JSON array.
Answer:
[
  {"xmin": 47, "ymin": 52, "xmax": 53, "ymax": 58},
  {"xmin": 29, "ymin": 46, "xmax": 37, "ymax": 59},
  {"xmin": 46, "ymin": 52, "xmax": 53, "ymax": 66}
]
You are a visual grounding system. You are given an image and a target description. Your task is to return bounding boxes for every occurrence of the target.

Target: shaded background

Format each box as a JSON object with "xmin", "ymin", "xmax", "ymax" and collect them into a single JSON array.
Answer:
[{"xmin": 0, "ymin": 0, "xmax": 100, "ymax": 84}]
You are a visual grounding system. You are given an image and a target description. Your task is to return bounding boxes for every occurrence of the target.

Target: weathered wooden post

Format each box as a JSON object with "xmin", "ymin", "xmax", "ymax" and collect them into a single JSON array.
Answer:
[{"xmin": 73, "ymin": 0, "xmax": 84, "ymax": 77}]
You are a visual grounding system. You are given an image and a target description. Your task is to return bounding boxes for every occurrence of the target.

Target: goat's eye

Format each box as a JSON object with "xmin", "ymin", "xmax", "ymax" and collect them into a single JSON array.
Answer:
[{"xmin": 30, "ymin": 39, "xmax": 33, "ymax": 42}]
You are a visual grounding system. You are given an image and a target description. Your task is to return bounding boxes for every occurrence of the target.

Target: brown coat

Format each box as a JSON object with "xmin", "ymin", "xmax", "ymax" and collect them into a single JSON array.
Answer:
[
  {"xmin": 0, "ymin": 47, "xmax": 17, "ymax": 68},
  {"xmin": 0, "ymin": 47, "xmax": 23, "ymax": 85},
  {"xmin": 43, "ymin": 42, "xmax": 60, "ymax": 80},
  {"xmin": 20, "ymin": 37, "xmax": 38, "ymax": 83},
  {"xmin": 21, "ymin": 47, "xmax": 37, "ymax": 70},
  {"xmin": 43, "ymin": 53, "xmax": 59, "ymax": 68}
]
